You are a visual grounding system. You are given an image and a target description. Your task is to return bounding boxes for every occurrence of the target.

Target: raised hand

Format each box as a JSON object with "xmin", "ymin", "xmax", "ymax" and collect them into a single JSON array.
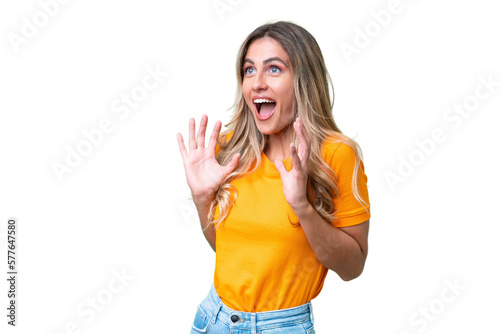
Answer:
[
  {"xmin": 274, "ymin": 117, "xmax": 311, "ymax": 212},
  {"xmin": 177, "ymin": 115, "xmax": 240, "ymax": 204}
]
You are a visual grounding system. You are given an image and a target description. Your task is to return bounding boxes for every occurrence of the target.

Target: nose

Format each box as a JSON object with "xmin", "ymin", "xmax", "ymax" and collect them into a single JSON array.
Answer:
[{"xmin": 252, "ymin": 72, "xmax": 267, "ymax": 91}]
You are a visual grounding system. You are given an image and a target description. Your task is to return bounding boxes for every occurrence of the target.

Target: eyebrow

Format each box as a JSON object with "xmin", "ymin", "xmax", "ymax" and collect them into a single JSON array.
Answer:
[{"xmin": 244, "ymin": 57, "xmax": 289, "ymax": 68}]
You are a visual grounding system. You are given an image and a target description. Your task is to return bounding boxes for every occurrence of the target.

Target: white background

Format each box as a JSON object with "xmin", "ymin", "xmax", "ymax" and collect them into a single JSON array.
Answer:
[{"xmin": 1, "ymin": 0, "xmax": 499, "ymax": 333}]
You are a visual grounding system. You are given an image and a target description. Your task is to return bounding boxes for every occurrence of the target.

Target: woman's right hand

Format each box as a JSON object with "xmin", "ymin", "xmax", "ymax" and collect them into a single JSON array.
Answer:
[{"xmin": 177, "ymin": 115, "xmax": 240, "ymax": 204}]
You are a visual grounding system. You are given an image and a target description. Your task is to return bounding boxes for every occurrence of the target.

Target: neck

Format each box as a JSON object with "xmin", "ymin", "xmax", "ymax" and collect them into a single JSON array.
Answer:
[{"xmin": 264, "ymin": 130, "xmax": 293, "ymax": 162}]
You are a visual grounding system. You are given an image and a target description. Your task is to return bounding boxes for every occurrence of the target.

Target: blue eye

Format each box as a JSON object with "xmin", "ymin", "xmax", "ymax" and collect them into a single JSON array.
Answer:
[
  {"xmin": 269, "ymin": 66, "xmax": 281, "ymax": 74},
  {"xmin": 244, "ymin": 67, "xmax": 255, "ymax": 75}
]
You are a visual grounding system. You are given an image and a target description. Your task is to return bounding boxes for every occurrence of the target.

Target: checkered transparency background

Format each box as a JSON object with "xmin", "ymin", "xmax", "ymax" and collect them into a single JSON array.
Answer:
[{"xmin": 1, "ymin": 0, "xmax": 499, "ymax": 333}]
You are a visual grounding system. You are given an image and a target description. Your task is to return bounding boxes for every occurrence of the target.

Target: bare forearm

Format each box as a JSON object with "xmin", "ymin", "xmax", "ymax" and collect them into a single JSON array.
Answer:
[
  {"xmin": 177, "ymin": 115, "xmax": 240, "ymax": 253},
  {"xmin": 193, "ymin": 195, "xmax": 216, "ymax": 252},
  {"xmin": 294, "ymin": 203, "xmax": 367, "ymax": 281}
]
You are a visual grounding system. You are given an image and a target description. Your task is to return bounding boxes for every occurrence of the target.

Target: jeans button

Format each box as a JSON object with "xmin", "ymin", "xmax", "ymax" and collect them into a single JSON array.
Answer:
[{"xmin": 231, "ymin": 315, "xmax": 240, "ymax": 323}]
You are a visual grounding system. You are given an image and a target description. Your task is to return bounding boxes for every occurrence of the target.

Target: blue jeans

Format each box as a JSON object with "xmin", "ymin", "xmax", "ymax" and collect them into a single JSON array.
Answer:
[{"xmin": 190, "ymin": 285, "xmax": 315, "ymax": 333}]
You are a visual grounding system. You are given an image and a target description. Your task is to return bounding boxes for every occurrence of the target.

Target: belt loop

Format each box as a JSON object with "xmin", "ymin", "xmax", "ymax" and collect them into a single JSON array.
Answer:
[
  {"xmin": 309, "ymin": 301, "xmax": 314, "ymax": 324},
  {"xmin": 251, "ymin": 313, "xmax": 257, "ymax": 334},
  {"xmin": 211, "ymin": 302, "xmax": 222, "ymax": 324}
]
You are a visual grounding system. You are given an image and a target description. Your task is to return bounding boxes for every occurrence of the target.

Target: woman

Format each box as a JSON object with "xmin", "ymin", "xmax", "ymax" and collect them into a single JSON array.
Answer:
[{"xmin": 177, "ymin": 21, "xmax": 370, "ymax": 333}]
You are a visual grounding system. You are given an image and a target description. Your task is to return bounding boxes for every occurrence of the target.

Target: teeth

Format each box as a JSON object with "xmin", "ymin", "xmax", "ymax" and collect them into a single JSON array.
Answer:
[{"xmin": 254, "ymin": 98, "xmax": 275, "ymax": 104}]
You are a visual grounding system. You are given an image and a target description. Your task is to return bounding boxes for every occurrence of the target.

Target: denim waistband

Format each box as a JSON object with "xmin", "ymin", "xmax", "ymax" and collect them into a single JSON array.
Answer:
[{"xmin": 205, "ymin": 284, "xmax": 314, "ymax": 331}]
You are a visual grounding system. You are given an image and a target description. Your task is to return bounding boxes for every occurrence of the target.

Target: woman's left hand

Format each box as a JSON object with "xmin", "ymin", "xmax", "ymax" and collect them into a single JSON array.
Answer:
[{"xmin": 275, "ymin": 117, "xmax": 312, "ymax": 213}]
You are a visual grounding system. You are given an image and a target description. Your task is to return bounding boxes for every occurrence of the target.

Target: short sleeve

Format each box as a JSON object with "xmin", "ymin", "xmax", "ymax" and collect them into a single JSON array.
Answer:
[{"xmin": 322, "ymin": 141, "xmax": 371, "ymax": 228}]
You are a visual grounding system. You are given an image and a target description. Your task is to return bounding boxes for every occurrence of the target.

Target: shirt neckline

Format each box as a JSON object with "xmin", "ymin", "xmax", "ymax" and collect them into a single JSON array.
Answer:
[{"xmin": 261, "ymin": 151, "xmax": 292, "ymax": 176}]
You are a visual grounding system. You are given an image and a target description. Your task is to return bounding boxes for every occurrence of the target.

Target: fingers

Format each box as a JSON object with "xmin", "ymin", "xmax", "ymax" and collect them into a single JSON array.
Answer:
[
  {"xmin": 223, "ymin": 152, "xmax": 240, "ymax": 175},
  {"xmin": 188, "ymin": 118, "xmax": 196, "ymax": 152},
  {"xmin": 294, "ymin": 117, "xmax": 311, "ymax": 165},
  {"xmin": 289, "ymin": 143, "xmax": 302, "ymax": 173},
  {"xmin": 208, "ymin": 120, "xmax": 222, "ymax": 153},
  {"xmin": 185, "ymin": 115, "xmax": 216, "ymax": 154},
  {"xmin": 176, "ymin": 132, "xmax": 188, "ymax": 161},
  {"xmin": 274, "ymin": 159, "xmax": 287, "ymax": 177},
  {"xmin": 197, "ymin": 114, "xmax": 208, "ymax": 148}
]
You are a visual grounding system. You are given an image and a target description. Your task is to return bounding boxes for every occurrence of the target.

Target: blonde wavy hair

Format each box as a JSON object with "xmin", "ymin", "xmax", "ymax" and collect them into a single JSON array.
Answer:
[{"xmin": 208, "ymin": 21, "xmax": 368, "ymax": 228}]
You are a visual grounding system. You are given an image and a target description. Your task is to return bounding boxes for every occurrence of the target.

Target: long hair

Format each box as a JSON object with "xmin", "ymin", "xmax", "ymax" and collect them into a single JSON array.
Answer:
[{"xmin": 208, "ymin": 21, "xmax": 368, "ymax": 228}]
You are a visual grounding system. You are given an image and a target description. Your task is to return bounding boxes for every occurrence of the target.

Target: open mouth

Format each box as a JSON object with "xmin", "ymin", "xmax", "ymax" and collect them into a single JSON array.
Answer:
[{"xmin": 253, "ymin": 98, "xmax": 276, "ymax": 120}]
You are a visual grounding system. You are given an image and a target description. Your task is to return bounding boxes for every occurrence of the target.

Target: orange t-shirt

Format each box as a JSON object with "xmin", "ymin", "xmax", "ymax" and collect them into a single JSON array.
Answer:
[{"xmin": 213, "ymin": 138, "xmax": 370, "ymax": 312}]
